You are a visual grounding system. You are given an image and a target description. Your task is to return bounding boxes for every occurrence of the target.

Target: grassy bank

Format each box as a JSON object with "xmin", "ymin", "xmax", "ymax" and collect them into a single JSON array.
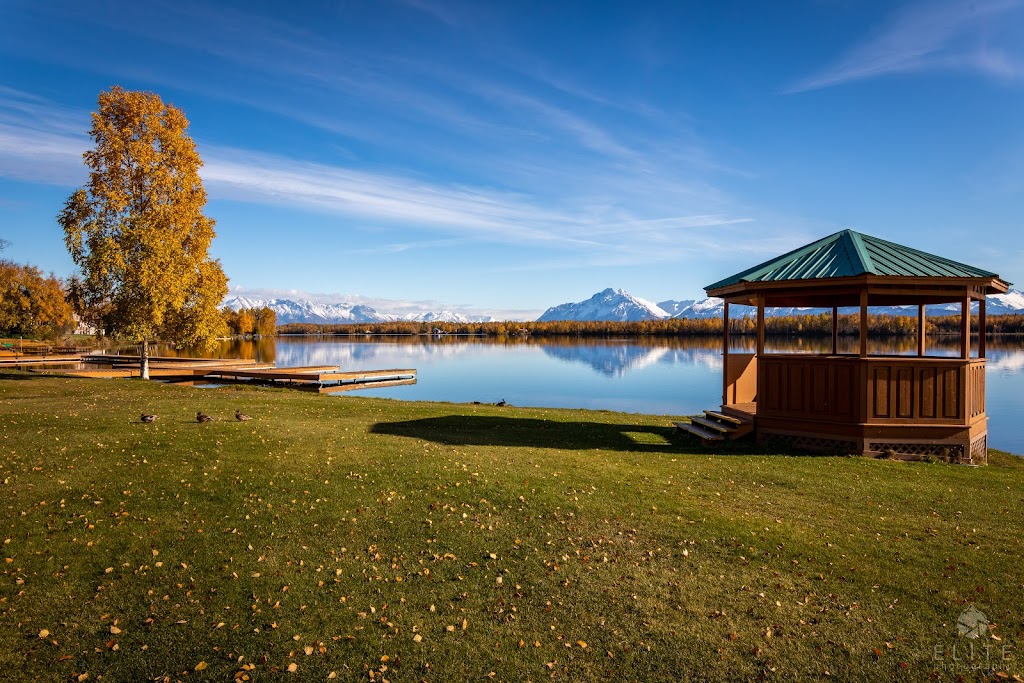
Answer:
[{"xmin": 1, "ymin": 372, "xmax": 1022, "ymax": 681}]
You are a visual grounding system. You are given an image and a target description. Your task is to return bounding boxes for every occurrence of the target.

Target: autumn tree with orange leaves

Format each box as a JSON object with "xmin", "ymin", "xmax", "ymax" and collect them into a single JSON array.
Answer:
[
  {"xmin": 59, "ymin": 87, "xmax": 227, "ymax": 378},
  {"xmin": 0, "ymin": 260, "xmax": 75, "ymax": 339}
]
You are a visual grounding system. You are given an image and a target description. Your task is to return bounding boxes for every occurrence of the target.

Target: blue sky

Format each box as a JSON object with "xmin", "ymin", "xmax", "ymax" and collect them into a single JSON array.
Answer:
[{"xmin": 1, "ymin": 0, "xmax": 1022, "ymax": 319}]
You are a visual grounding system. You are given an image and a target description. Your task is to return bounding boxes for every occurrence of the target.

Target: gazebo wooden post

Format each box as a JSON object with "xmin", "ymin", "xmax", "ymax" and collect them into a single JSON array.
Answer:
[
  {"xmin": 917, "ymin": 304, "xmax": 926, "ymax": 357},
  {"xmin": 979, "ymin": 296, "xmax": 987, "ymax": 359},
  {"xmin": 756, "ymin": 296, "xmax": 765, "ymax": 356},
  {"xmin": 961, "ymin": 292, "xmax": 971, "ymax": 360},
  {"xmin": 722, "ymin": 301, "xmax": 730, "ymax": 405},
  {"xmin": 831, "ymin": 306, "xmax": 838, "ymax": 355},
  {"xmin": 859, "ymin": 290, "xmax": 868, "ymax": 358}
]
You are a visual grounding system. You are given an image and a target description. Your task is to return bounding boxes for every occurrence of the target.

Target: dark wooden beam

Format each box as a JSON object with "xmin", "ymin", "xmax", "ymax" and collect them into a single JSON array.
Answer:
[
  {"xmin": 756, "ymin": 296, "xmax": 765, "ymax": 356},
  {"xmin": 707, "ymin": 274, "xmax": 1009, "ymax": 300},
  {"xmin": 917, "ymin": 304, "xmax": 926, "ymax": 357},
  {"xmin": 961, "ymin": 292, "xmax": 971, "ymax": 360},
  {"xmin": 859, "ymin": 290, "xmax": 868, "ymax": 358},
  {"xmin": 831, "ymin": 306, "xmax": 838, "ymax": 355},
  {"xmin": 722, "ymin": 302, "xmax": 730, "ymax": 405},
  {"xmin": 979, "ymin": 297, "xmax": 986, "ymax": 359}
]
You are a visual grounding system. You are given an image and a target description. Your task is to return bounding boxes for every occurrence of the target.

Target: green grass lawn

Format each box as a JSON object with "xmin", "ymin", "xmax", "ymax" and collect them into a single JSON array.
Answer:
[{"xmin": 1, "ymin": 372, "xmax": 1022, "ymax": 682}]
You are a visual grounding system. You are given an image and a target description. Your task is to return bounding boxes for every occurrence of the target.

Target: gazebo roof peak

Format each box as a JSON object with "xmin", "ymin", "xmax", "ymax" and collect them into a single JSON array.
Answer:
[{"xmin": 706, "ymin": 229, "xmax": 1006, "ymax": 294}]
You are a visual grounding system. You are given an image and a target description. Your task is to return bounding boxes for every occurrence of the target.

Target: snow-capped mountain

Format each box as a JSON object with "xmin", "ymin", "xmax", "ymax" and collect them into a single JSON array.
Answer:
[
  {"xmin": 223, "ymin": 297, "xmax": 396, "ymax": 324},
  {"xmin": 402, "ymin": 310, "xmax": 471, "ymax": 324},
  {"xmin": 223, "ymin": 297, "xmax": 496, "ymax": 324},
  {"xmin": 658, "ymin": 298, "xmax": 738, "ymax": 319},
  {"xmin": 539, "ymin": 288, "xmax": 1024, "ymax": 323},
  {"xmin": 537, "ymin": 288, "xmax": 670, "ymax": 322},
  {"xmin": 225, "ymin": 288, "xmax": 1024, "ymax": 326},
  {"xmin": 660, "ymin": 289, "xmax": 1024, "ymax": 319}
]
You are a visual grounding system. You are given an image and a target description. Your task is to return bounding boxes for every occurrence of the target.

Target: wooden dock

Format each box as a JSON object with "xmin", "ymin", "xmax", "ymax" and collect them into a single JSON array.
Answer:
[
  {"xmin": 0, "ymin": 355, "xmax": 87, "ymax": 367},
  {"xmin": 70, "ymin": 354, "xmax": 416, "ymax": 390}
]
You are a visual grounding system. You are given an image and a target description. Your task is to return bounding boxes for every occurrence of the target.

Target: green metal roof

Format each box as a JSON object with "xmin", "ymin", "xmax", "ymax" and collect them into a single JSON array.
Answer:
[{"xmin": 705, "ymin": 229, "xmax": 1002, "ymax": 293}]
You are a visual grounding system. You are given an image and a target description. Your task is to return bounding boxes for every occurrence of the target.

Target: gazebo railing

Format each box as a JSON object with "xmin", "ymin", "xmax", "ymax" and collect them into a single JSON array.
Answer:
[{"xmin": 736, "ymin": 354, "xmax": 985, "ymax": 427}]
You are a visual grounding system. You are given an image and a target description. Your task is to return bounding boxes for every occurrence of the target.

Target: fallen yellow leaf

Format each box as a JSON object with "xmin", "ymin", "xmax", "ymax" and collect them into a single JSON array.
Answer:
[{"xmin": 194, "ymin": 661, "xmax": 207, "ymax": 671}]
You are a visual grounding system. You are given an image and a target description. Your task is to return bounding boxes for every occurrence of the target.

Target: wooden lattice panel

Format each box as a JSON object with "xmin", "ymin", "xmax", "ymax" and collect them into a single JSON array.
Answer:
[
  {"xmin": 868, "ymin": 442, "xmax": 965, "ymax": 462},
  {"xmin": 970, "ymin": 436, "xmax": 988, "ymax": 465},
  {"xmin": 762, "ymin": 433, "xmax": 857, "ymax": 455}
]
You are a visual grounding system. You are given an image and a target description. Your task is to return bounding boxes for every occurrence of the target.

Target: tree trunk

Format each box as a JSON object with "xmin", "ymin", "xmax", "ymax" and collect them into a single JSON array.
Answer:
[{"xmin": 140, "ymin": 339, "xmax": 150, "ymax": 380}]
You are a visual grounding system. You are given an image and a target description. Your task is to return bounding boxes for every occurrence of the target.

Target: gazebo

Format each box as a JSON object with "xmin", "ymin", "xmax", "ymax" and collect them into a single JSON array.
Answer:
[{"xmin": 678, "ymin": 229, "xmax": 1010, "ymax": 464}]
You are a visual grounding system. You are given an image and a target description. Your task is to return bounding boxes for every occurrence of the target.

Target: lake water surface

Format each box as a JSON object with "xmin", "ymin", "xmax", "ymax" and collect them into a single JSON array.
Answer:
[{"xmin": 172, "ymin": 335, "xmax": 1024, "ymax": 455}]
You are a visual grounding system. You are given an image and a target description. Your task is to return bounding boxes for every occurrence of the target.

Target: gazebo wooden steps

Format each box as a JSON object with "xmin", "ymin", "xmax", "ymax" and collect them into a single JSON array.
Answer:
[
  {"xmin": 674, "ymin": 410, "xmax": 754, "ymax": 444},
  {"xmin": 674, "ymin": 421, "xmax": 723, "ymax": 443},
  {"xmin": 704, "ymin": 410, "xmax": 745, "ymax": 425}
]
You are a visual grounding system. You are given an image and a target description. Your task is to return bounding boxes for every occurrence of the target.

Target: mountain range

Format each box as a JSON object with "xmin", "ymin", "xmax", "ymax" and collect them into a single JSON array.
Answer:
[
  {"xmin": 224, "ymin": 288, "xmax": 1024, "ymax": 325},
  {"xmin": 223, "ymin": 296, "xmax": 495, "ymax": 324},
  {"xmin": 540, "ymin": 288, "xmax": 1024, "ymax": 322}
]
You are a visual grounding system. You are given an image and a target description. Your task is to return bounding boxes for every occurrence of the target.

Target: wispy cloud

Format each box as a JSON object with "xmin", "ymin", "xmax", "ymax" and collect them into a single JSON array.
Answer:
[
  {"xmin": 201, "ymin": 147, "xmax": 602, "ymax": 248},
  {"xmin": 0, "ymin": 94, "xmax": 756, "ymax": 261},
  {"xmin": 474, "ymin": 86, "xmax": 641, "ymax": 162},
  {"xmin": 787, "ymin": 0, "xmax": 1024, "ymax": 93}
]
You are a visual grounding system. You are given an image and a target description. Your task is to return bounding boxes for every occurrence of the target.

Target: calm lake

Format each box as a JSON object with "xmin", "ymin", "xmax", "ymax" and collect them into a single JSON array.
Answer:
[{"xmin": 171, "ymin": 335, "xmax": 1024, "ymax": 455}]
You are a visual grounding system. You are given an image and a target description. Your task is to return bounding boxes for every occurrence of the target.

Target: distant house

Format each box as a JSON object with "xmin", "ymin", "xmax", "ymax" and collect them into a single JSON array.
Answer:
[{"xmin": 73, "ymin": 314, "xmax": 100, "ymax": 336}]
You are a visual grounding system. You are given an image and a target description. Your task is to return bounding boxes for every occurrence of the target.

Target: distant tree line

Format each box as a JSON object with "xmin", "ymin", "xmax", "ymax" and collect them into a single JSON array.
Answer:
[
  {"xmin": 221, "ymin": 306, "xmax": 277, "ymax": 336},
  {"xmin": 278, "ymin": 313, "xmax": 1024, "ymax": 338}
]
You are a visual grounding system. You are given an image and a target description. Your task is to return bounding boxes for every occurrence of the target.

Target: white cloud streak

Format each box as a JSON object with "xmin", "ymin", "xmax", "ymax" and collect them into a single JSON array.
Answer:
[
  {"xmin": 0, "ymin": 95, "xmax": 755, "ymax": 259},
  {"xmin": 787, "ymin": 0, "xmax": 1024, "ymax": 93}
]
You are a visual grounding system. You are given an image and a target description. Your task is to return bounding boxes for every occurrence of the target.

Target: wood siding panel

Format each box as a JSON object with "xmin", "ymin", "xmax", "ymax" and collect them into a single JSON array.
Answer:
[
  {"xmin": 969, "ymin": 363, "xmax": 986, "ymax": 418},
  {"xmin": 811, "ymin": 365, "xmax": 828, "ymax": 414},
  {"xmin": 943, "ymin": 368, "xmax": 960, "ymax": 419},
  {"xmin": 896, "ymin": 367, "xmax": 914, "ymax": 418},
  {"xmin": 873, "ymin": 366, "xmax": 891, "ymax": 419},
  {"xmin": 787, "ymin": 364, "xmax": 804, "ymax": 413},
  {"xmin": 920, "ymin": 368, "xmax": 936, "ymax": 418},
  {"xmin": 835, "ymin": 364, "xmax": 853, "ymax": 418},
  {"xmin": 765, "ymin": 362, "xmax": 782, "ymax": 411}
]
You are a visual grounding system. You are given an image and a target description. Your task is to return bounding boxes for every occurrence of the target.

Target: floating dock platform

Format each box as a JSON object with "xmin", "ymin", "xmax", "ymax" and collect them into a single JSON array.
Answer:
[{"xmin": 70, "ymin": 355, "xmax": 416, "ymax": 391}]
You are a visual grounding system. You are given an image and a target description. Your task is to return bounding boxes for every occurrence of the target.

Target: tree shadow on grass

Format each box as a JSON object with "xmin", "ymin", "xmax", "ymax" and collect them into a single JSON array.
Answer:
[
  {"xmin": 0, "ymin": 370, "xmax": 56, "ymax": 381},
  {"xmin": 370, "ymin": 415, "xmax": 773, "ymax": 455}
]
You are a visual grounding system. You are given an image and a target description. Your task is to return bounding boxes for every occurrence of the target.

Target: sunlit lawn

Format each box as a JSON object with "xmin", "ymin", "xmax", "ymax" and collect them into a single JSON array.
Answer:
[{"xmin": 1, "ymin": 371, "xmax": 1022, "ymax": 681}]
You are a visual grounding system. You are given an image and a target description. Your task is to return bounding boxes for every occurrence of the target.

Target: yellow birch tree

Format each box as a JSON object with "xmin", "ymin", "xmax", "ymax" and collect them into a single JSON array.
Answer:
[{"xmin": 59, "ymin": 87, "xmax": 227, "ymax": 378}]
